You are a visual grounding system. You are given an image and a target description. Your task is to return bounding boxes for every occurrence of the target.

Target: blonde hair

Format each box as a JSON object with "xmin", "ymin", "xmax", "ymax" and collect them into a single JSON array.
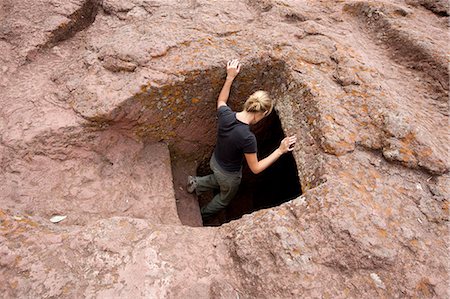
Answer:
[{"xmin": 243, "ymin": 91, "xmax": 273, "ymax": 115}]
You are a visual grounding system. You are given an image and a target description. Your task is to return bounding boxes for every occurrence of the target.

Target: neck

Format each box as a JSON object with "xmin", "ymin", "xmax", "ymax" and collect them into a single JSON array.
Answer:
[{"xmin": 236, "ymin": 111, "xmax": 254, "ymax": 125}]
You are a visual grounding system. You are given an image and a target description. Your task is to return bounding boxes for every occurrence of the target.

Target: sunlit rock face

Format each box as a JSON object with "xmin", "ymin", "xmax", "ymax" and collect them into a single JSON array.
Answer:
[{"xmin": 0, "ymin": 0, "xmax": 448, "ymax": 298}]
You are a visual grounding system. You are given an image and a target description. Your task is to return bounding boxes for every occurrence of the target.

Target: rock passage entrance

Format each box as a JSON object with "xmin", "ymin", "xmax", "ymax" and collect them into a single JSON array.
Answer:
[
  {"xmin": 134, "ymin": 57, "xmax": 307, "ymax": 226},
  {"xmin": 85, "ymin": 56, "xmax": 314, "ymax": 227},
  {"xmin": 2, "ymin": 0, "xmax": 449, "ymax": 296},
  {"xmin": 233, "ymin": 111, "xmax": 302, "ymax": 220},
  {"xmin": 197, "ymin": 110, "xmax": 302, "ymax": 226}
]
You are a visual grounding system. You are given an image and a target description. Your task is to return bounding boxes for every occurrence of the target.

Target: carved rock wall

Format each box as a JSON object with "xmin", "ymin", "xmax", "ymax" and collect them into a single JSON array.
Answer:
[{"xmin": 0, "ymin": 0, "xmax": 448, "ymax": 297}]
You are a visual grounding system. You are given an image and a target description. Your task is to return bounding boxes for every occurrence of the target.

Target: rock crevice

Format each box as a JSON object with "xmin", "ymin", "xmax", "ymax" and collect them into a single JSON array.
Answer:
[{"xmin": 1, "ymin": 0, "xmax": 448, "ymax": 298}]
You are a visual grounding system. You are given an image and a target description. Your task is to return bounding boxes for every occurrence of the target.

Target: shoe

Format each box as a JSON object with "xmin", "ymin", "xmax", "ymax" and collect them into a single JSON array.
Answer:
[{"xmin": 187, "ymin": 175, "xmax": 197, "ymax": 193}]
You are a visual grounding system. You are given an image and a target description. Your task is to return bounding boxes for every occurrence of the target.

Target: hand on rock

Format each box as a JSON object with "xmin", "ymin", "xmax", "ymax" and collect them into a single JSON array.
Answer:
[
  {"xmin": 226, "ymin": 59, "xmax": 241, "ymax": 80},
  {"xmin": 279, "ymin": 136, "xmax": 297, "ymax": 154}
]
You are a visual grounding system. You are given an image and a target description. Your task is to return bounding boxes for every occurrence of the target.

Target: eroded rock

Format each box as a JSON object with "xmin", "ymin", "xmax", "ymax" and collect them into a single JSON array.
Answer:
[{"xmin": 1, "ymin": 0, "xmax": 448, "ymax": 297}]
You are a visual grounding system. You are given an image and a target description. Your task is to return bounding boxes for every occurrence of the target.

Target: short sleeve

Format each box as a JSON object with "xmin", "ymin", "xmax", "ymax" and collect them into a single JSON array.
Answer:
[
  {"xmin": 217, "ymin": 105, "xmax": 232, "ymax": 117},
  {"xmin": 243, "ymin": 134, "xmax": 257, "ymax": 153}
]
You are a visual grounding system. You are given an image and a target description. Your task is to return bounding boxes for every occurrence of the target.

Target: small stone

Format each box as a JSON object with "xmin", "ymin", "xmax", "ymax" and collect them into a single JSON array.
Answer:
[
  {"xmin": 50, "ymin": 215, "xmax": 67, "ymax": 223},
  {"xmin": 370, "ymin": 273, "xmax": 386, "ymax": 289}
]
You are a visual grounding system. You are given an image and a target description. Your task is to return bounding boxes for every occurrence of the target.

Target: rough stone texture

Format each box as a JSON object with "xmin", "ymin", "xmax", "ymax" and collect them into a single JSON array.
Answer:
[
  {"xmin": 1, "ymin": 0, "xmax": 448, "ymax": 298},
  {"xmin": 1, "ymin": 138, "xmax": 180, "ymax": 226},
  {"xmin": 0, "ymin": 214, "xmax": 239, "ymax": 298}
]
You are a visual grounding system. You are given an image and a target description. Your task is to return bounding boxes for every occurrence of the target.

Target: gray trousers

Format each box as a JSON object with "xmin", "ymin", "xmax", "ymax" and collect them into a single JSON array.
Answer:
[{"xmin": 196, "ymin": 155, "xmax": 242, "ymax": 218}]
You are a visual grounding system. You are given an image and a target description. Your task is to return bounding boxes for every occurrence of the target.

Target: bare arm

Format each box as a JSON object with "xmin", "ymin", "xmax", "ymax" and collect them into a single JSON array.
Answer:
[
  {"xmin": 245, "ymin": 136, "xmax": 297, "ymax": 174},
  {"xmin": 217, "ymin": 59, "xmax": 241, "ymax": 108}
]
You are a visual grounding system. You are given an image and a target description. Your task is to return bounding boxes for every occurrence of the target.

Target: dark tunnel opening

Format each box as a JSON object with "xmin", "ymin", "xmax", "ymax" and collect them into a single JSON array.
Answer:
[{"xmin": 197, "ymin": 110, "xmax": 302, "ymax": 226}]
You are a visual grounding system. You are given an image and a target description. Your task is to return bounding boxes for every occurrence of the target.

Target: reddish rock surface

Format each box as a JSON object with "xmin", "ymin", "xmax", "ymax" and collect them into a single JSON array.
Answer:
[{"xmin": 1, "ymin": 0, "xmax": 448, "ymax": 298}]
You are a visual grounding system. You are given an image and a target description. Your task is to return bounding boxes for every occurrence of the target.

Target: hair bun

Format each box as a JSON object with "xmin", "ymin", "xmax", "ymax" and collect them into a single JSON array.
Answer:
[{"xmin": 243, "ymin": 90, "xmax": 273, "ymax": 114}]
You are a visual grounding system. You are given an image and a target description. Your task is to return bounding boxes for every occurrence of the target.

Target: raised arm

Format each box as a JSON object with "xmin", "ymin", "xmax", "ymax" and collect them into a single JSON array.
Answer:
[
  {"xmin": 245, "ymin": 136, "xmax": 297, "ymax": 174},
  {"xmin": 217, "ymin": 59, "xmax": 241, "ymax": 108}
]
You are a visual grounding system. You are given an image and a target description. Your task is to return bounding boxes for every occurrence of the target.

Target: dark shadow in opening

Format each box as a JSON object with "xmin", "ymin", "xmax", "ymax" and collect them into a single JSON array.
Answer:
[{"xmin": 197, "ymin": 110, "xmax": 302, "ymax": 226}]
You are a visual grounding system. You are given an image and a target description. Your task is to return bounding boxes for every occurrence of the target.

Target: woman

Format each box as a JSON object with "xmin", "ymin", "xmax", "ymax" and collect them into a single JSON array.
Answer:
[{"xmin": 188, "ymin": 59, "xmax": 297, "ymax": 220}]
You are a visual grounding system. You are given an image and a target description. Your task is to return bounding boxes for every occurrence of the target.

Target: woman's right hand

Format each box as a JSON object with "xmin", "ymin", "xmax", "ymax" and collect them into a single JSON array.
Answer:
[
  {"xmin": 226, "ymin": 59, "xmax": 241, "ymax": 80},
  {"xmin": 279, "ymin": 136, "xmax": 297, "ymax": 153}
]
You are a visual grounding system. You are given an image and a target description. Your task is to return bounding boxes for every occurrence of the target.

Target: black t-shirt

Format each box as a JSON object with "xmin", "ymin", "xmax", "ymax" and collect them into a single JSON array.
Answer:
[{"xmin": 214, "ymin": 105, "xmax": 257, "ymax": 172}]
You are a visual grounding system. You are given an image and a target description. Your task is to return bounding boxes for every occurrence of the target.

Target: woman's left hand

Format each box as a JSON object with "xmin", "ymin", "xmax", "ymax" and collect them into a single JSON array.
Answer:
[{"xmin": 227, "ymin": 59, "xmax": 241, "ymax": 79}]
